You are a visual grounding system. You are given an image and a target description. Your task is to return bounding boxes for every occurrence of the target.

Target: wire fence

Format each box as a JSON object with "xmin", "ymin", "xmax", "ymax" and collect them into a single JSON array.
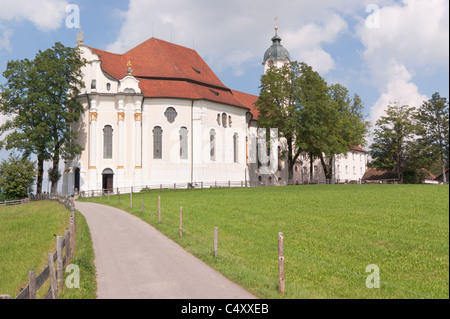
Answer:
[
  {"xmin": 77, "ymin": 179, "xmax": 366, "ymax": 199},
  {"xmin": 81, "ymin": 191, "xmax": 438, "ymax": 299}
]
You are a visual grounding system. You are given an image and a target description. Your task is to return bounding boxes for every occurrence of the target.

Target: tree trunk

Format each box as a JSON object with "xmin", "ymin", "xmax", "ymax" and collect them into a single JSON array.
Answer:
[
  {"xmin": 442, "ymin": 161, "xmax": 447, "ymax": 184},
  {"xmin": 319, "ymin": 154, "xmax": 334, "ymax": 184},
  {"xmin": 50, "ymin": 140, "xmax": 61, "ymax": 195},
  {"xmin": 50, "ymin": 159, "xmax": 60, "ymax": 194},
  {"xmin": 309, "ymin": 152, "xmax": 314, "ymax": 184},
  {"xmin": 36, "ymin": 156, "xmax": 44, "ymax": 195},
  {"xmin": 287, "ymin": 140, "xmax": 294, "ymax": 185}
]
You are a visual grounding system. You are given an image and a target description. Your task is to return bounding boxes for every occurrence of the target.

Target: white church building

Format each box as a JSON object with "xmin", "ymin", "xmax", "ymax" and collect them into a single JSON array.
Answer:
[{"xmin": 62, "ymin": 29, "xmax": 366, "ymax": 195}]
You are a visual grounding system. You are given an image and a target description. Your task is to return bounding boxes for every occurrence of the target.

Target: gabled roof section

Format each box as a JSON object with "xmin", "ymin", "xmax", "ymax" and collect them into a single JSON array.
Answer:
[
  {"xmin": 88, "ymin": 38, "xmax": 251, "ymax": 108},
  {"xmin": 232, "ymin": 90, "xmax": 260, "ymax": 120},
  {"xmin": 350, "ymin": 145, "xmax": 367, "ymax": 153},
  {"xmin": 362, "ymin": 168, "xmax": 398, "ymax": 181}
]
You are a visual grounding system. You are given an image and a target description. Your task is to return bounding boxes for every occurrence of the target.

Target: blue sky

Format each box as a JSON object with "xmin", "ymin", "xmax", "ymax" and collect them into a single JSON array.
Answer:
[{"xmin": 0, "ymin": 0, "xmax": 449, "ymax": 163}]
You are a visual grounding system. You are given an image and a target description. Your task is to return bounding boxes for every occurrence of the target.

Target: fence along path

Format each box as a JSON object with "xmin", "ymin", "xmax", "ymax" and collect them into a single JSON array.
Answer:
[
  {"xmin": 112, "ymin": 192, "xmax": 439, "ymax": 299},
  {"xmin": 0, "ymin": 198, "xmax": 30, "ymax": 207},
  {"xmin": 74, "ymin": 201, "xmax": 257, "ymax": 299},
  {"xmin": 0, "ymin": 195, "xmax": 77, "ymax": 300}
]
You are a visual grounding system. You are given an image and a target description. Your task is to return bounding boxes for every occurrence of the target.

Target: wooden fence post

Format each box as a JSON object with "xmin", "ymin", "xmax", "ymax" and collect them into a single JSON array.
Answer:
[
  {"xmin": 158, "ymin": 196, "xmax": 161, "ymax": 222},
  {"xmin": 130, "ymin": 190, "xmax": 133, "ymax": 209},
  {"xmin": 56, "ymin": 236, "xmax": 63, "ymax": 289},
  {"xmin": 214, "ymin": 227, "xmax": 219, "ymax": 257},
  {"xmin": 179, "ymin": 207, "xmax": 183, "ymax": 237},
  {"xmin": 72, "ymin": 209, "xmax": 77, "ymax": 235},
  {"xmin": 70, "ymin": 215, "xmax": 75, "ymax": 257},
  {"xmin": 28, "ymin": 270, "xmax": 36, "ymax": 299},
  {"xmin": 278, "ymin": 232, "xmax": 285, "ymax": 295},
  {"xmin": 48, "ymin": 253, "xmax": 58, "ymax": 299},
  {"xmin": 65, "ymin": 229, "xmax": 71, "ymax": 264}
]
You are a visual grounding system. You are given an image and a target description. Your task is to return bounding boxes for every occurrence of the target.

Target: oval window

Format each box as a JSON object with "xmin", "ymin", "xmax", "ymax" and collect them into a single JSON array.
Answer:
[{"xmin": 165, "ymin": 107, "xmax": 178, "ymax": 124}]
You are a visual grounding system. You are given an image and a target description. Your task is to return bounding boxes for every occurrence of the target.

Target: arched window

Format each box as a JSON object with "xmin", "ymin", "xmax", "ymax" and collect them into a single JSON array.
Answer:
[
  {"xmin": 278, "ymin": 146, "xmax": 282, "ymax": 171},
  {"xmin": 165, "ymin": 107, "xmax": 178, "ymax": 123},
  {"xmin": 210, "ymin": 129, "xmax": 216, "ymax": 161},
  {"xmin": 233, "ymin": 133, "xmax": 239, "ymax": 163},
  {"xmin": 106, "ymin": 83, "xmax": 111, "ymax": 91},
  {"xmin": 153, "ymin": 126, "xmax": 163, "ymax": 159},
  {"xmin": 222, "ymin": 113, "xmax": 227, "ymax": 128},
  {"xmin": 180, "ymin": 127, "xmax": 188, "ymax": 159},
  {"xmin": 256, "ymin": 139, "xmax": 261, "ymax": 168},
  {"xmin": 103, "ymin": 125, "xmax": 113, "ymax": 159}
]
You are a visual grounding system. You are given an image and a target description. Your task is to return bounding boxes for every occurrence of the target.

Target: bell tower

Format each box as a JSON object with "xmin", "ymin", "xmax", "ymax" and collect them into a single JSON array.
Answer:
[{"xmin": 263, "ymin": 23, "xmax": 291, "ymax": 74}]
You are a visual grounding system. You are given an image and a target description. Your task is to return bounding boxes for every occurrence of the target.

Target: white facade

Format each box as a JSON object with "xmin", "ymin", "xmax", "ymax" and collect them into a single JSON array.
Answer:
[
  {"xmin": 62, "ymin": 44, "xmax": 251, "ymax": 195},
  {"xmin": 61, "ymin": 32, "xmax": 367, "ymax": 195}
]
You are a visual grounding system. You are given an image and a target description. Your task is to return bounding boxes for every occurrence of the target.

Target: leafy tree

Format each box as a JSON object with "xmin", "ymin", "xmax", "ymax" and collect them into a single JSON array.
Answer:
[
  {"xmin": 415, "ymin": 92, "xmax": 449, "ymax": 183},
  {"xmin": 0, "ymin": 42, "xmax": 85, "ymax": 194},
  {"xmin": 317, "ymin": 84, "xmax": 368, "ymax": 183},
  {"xmin": 256, "ymin": 61, "xmax": 368, "ymax": 184},
  {"xmin": 370, "ymin": 104, "xmax": 420, "ymax": 183},
  {"xmin": 0, "ymin": 156, "xmax": 36, "ymax": 199},
  {"xmin": 255, "ymin": 61, "xmax": 304, "ymax": 182},
  {"xmin": 0, "ymin": 58, "xmax": 51, "ymax": 194},
  {"xmin": 295, "ymin": 62, "xmax": 331, "ymax": 182}
]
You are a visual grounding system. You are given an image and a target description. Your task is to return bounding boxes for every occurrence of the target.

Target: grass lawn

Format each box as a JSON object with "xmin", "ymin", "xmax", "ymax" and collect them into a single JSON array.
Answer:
[
  {"xmin": 0, "ymin": 201, "xmax": 69, "ymax": 297},
  {"xmin": 58, "ymin": 210, "xmax": 97, "ymax": 299},
  {"xmin": 80, "ymin": 184, "xmax": 449, "ymax": 299},
  {"xmin": 0, "ymin": 201, "xmax": 96, "ymax": 299}
]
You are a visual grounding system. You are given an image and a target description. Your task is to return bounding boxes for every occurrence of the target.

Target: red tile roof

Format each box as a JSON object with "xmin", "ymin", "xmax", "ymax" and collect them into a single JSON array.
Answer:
[
  {"xmin": 362, "ymin": 168, "xmax": 398, "ymax": 181},
  {"xmin": 350, "ymin": 145, "xmax": 367, "ymax": 153},
  {"xmin": 421, "ymin": 168, "xmax": 436, "ymax": 180},
  {"xmin": 231, "ymin": 90, "xmax": 260, "ymax": 120},
  {"xmin": 88, "ymin": 38, "xmax": 259, "ymax": 113}
]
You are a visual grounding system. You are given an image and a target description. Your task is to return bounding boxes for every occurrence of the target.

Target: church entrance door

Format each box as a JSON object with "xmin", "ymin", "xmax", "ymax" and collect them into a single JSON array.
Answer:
[
  {"xmin": 102, "ymin": 169, "xmax": 114, "ymax": 193},
  {"xmin": 74, "ymin": 168, "xmax": 80, "ymax": 195}
]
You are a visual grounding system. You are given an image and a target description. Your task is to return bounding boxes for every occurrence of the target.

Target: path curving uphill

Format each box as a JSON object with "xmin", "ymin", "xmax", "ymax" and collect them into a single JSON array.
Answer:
[{"xmin": 75, "ymin": 201, "xmax": 257, "ymax": 299}]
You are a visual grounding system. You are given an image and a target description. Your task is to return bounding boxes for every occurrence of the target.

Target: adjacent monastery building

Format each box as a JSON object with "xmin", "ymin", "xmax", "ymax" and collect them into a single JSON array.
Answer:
[{"xmin": 62, "ymin": 29, "xmax": 366, "ymax": 195}]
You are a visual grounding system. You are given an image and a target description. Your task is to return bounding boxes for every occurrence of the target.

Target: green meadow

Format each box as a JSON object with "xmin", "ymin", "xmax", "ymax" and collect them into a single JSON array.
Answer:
[
  {"xmin": 81, "ymin": 184, "xmax": 449, "ymax": 299},
  {"xmin": 0, "ymin": 201, "xmax": 68, "ymax": 297},
  {"xmin": 0, "ymin": 201, "xmax": 96, "ymax": 299}
]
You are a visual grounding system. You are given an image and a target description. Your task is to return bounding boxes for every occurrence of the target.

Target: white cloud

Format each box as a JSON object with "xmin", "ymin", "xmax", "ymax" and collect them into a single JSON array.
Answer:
[
  {"xmin": 96, "ymin": 0, "xmax": 448, "ymax": 133},
  {"xmin": 356, "ymin": 0, "xmax": 449, "ymax": 124},
  {"xmin": 360, "ymin": 0, "xmax": 449, "ymax": 67},
  {"xmin": 0, "ymin": 0, "xmax": 68, "ymax": 31},
  {"xmin": 0, "ymin": 24, "xmax": 13, "ymax": 51},
  {"xmin": 369, "ymin": 59, "xmax": 428, "ymax": 123},
  {"xmin": 0, "ymin": 0, "xmax": 68, "ymax": 51},
  {"xmin": 106, "ymin": 0, "xmax": 366, "ymax": 77},
  {"xmin": 283, "ymin": 13, "xmax": 348, "ymax": 74}
]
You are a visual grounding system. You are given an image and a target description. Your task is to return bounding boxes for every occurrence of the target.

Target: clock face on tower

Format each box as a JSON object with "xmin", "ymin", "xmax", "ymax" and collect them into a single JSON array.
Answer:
[{"xmin": 268, "ymin": 60, "xmax": 274, "ymax": 67}]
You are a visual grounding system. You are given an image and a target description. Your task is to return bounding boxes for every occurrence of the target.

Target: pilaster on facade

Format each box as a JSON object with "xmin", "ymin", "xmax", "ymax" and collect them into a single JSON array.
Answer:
[
  {"xmin": 116, "ymin": 95, "xmax": 126, "ymax": 188},
  {"xmin": 133, "ymin": 97, "xmax": 144, "ymax": 186},
  {"xmin": 88, "ymin": 94, "xmax": 99, "ymax": 190}
]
